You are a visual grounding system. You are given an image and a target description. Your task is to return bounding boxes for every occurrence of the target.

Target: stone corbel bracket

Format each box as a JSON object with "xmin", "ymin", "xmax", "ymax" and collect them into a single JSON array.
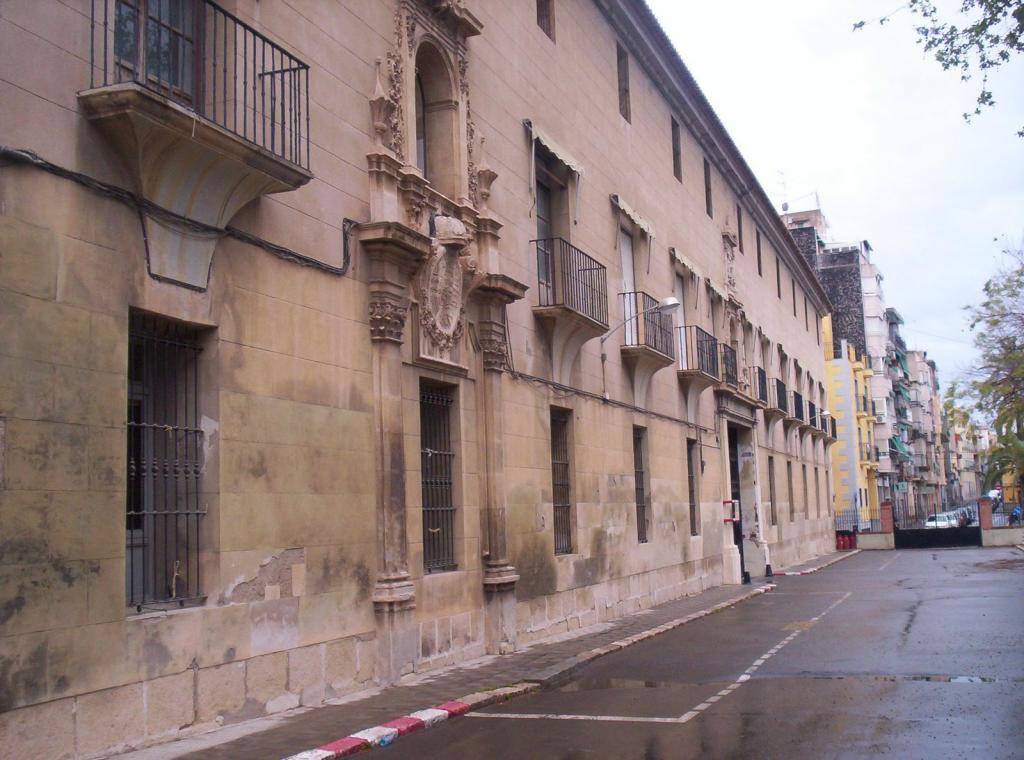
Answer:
[{"xmin": 79, "ymin": 83, "xmax": 312, "ymax": 290}]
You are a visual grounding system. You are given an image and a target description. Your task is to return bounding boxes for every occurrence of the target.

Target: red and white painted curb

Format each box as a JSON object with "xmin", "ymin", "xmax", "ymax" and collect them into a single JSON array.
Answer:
[
  {"xmin": 280, "ymin": 585, "xmax": 776, "ymax": 759},
  {"xmin": 772, "ymin": 549, "xmax": 861, "ymax": 576}
]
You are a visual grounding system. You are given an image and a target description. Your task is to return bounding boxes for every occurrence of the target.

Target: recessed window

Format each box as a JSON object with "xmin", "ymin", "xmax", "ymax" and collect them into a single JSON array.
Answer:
[
  {"xmin": 736, "ymin": 204, "xmax": 744, "ymax": 253},
  {"xmin": 787, "ymin": 460, "xmax": 795, "ymax": 521},
  {"xmin": 420, "ymin": 383, "xmax": 457, "ymax": 572},
  {"xmin": 792, "ymin": 279, "xmax": 797, "ymax": 317},
  {"xmin": 616, "ymin": 42, "xmax": 631, "ymax": 122},
  {"xmin": 776, "ymin": 258, "xmax": 782, "ymax": 299},
  {"xmin": 550, "ymin": 408, "xmax": 573, "ymax": 554},
  {"xmin": 414, "ymin": 43, "xmax": 458, "ymax": 199},
  {"xmin": 633, "ymin": 426, "xmax": 649, "ymax": 542},
  {"xmin": 127, "ymin": 312, "xmax": 205, "ymax": 611},
  {"xmin": 687, "ymin": 439, "xmax": 700, "ymax": 536},
  {"xmin": 756, "ymin": 230, "xmax": 763, "ymax": 277},
  {"xmin": 767, "ymin": 455, "xmax": 778, "ymax": 526},
  {"xmin": 537, "ymin": 0, "xmax": 555, "ymax": 40},
  {"xmin": 671, "ymin": 117, "xmax": 682, "ymax": 181},
  {"xmin": 703, "ymin": 158, "xmax": 713, "ymax": 218},
  {"xmin": 804, "ymin": 295, "xmax": 809, "ymax": 330}
]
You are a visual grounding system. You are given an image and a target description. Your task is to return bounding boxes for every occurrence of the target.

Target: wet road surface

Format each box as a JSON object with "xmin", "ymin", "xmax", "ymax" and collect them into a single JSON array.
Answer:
[{"xmin": 382, "ymin": 548, "xmax": 1024, "ymax": 759}]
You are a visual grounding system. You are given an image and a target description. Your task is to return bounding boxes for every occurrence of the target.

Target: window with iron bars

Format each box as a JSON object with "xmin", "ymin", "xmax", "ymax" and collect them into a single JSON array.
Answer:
[
  {"xmin": 787, "ymin": 460, "xmax": 795, "ymax": 521},
  {"xmin": 420, "ymin": 384, "xmax": 457, "ymax": 572},
  {"xmin": 633, "ymin": 427, "xmax": 650, "ymax": 543},
  {"xmin": 126, "ymin": 312, "xmax": 205, "ymax": 611},
  {"xmin": 687, "ymin": 439, "xmax": 700, "ymax": 536},
  {"xmin": 767, "ymin": 455, "xmax": 778, "ymax": 526},
  {"xmin": 550, "ymin": 409, "xmax": 573, "ymax": 554}
]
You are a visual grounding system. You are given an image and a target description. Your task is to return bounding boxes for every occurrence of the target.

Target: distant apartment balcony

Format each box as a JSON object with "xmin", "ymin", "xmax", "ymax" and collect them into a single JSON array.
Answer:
[
  {"xmin": 619, "ymin": 291, "xmax": 675, "ymax": 407},
  {"xmin": 791, "ymin": 391, "xmax": 805, "ymax": 423},
  {"xmin": 81, "ymin": 0, "xmax": 312, "ymax": 288},
  {"xmin": 534, "ymin": 237, "xmax": 609, "ymax": 384}
]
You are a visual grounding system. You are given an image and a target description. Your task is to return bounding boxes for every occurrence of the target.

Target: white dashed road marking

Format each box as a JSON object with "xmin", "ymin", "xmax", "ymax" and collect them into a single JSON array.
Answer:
[{"xmin": 467, "ymin": 592, "xmax": 853, "ymax": 726}]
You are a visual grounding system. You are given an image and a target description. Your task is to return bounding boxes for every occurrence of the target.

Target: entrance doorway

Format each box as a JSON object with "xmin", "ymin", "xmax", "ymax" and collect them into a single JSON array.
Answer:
[{"xmin": 728, "ymin": 424, "xmax": 764, "ymax": 582}]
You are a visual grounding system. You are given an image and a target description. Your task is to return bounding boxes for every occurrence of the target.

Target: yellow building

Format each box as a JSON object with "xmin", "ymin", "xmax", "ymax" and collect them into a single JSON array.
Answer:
[{"xmin": 823, "ymin": 316, "xmax": 880, "ymax": 528}]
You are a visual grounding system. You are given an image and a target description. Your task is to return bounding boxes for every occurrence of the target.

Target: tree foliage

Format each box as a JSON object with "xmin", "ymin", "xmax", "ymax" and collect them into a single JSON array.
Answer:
[
  {"xmin": 965, "ymin": 247, "xmax": 1024, "ymax": 489},
  {"xmin": 856, "ymin": 1, "xmax": 1024, "ymax": 136}
]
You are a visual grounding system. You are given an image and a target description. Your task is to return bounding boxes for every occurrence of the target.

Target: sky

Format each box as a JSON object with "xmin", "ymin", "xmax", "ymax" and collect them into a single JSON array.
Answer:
[{"xmin": 647, "ymin": 0, "xmax": 1024, "ymax": 389}]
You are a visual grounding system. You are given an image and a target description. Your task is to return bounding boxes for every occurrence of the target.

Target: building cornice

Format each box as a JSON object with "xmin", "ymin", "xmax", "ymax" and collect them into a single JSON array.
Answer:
[{"xmin": 593, "ymin": 0, "xmax": 831, "ymax": 314}]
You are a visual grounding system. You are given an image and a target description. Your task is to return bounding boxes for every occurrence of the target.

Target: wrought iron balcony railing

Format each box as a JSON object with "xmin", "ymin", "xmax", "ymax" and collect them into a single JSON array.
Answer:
[
  {"xmin": 720, "ymin": 344, "xmax": 738, "ymax": 388},
  {"xmin": 830, "ymin": 417, "xmax": 837, "ymax": 438},
  {"xmin": 773, "ymin": 379, "xmax": 788, "ymax": 414},
  {"xmin": 535, "ymin": 237, "xmax": 609, "ymax": 327},
  {"xmin": 808, "ymin": 402, "xmax": 818, "ymax": 429},
  {"xmin": 791, "ymin": 391, "xmax": 805, "ymax": 422},
  {"xmin": 677, "ymin": 325, "xmax": 718, "ymax": 378},
  {"xmin": 620, "ymin": 291, "xmax": 675, "ymax": 359},
  {"xmin": 89, "ymin": 0, "xmax": 311, "ymax": 169},
  {"xmin": 755, "ymin": 367, "xmax": 768, "ymax": 404}
]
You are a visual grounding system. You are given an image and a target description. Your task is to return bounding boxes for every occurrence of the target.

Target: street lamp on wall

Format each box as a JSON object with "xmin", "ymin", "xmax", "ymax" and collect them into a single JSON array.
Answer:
[{"xmin": 599, "ymin": 295, "xmax": 681, "ymax": 399}]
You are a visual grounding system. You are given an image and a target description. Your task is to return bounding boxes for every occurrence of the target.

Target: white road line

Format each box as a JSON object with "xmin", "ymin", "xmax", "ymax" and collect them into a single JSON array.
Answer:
[
  {"xmin": 878, "ymin": 553, "xmax": 899, "ymax": 572},
  {"xmin": 468, "ymin": 592, "xmax": 854, "ymax": 726}
]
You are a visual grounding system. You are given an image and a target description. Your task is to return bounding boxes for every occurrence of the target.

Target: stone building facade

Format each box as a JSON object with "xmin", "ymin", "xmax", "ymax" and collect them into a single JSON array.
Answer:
[{"xmin": 0, "ymin": 1, "xmax": 834, "ymax": 756}]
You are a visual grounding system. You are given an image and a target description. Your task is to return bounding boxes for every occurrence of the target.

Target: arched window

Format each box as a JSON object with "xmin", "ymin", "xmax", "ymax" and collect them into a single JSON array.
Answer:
[
  {"xmin": 413, "ymin": 42, "xmax": 458, "ymax": 199},
  {"xmin": 415, "ymin": 74, "xmax": 427, "ymax": 176}
]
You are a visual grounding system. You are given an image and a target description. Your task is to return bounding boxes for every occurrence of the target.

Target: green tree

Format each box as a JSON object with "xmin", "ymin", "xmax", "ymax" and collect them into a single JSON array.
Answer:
[
  {"xmin": 855, "ymin": 1, "xmax": 1024, "ymax": 136},
  {"xmin": 966, "ymin": 248, "xmax": 1024, "ymax": 492}
]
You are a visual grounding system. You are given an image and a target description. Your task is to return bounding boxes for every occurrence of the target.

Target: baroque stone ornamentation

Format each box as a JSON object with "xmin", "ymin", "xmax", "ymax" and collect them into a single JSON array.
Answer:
[
  {"xmin": 416, "ymin": 215, "xmax": 478, "ymax": 363},
  {"xmin": 479, "ymin": 334, "xmax": 509, "ymax": 372},
  {"xmin": 475, "ymin": 136, "xmax": 498, "ymax": 214},
  {"xmin": 369, "ymin": 293, "xmax": 408, "ymax": 342},
  {"xmin": 723, "ymin": 229, "xmax": 739, "ymax": 297},
  {"xmin": 370, "ymin": 59, "xmax": 395, "ymax": 151}
]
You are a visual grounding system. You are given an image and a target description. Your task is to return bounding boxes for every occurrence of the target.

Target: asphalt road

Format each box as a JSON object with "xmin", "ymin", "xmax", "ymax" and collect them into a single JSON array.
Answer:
[{"xmin": 382, "ymin": 548, "xmax": 1024, "ymax": 759}]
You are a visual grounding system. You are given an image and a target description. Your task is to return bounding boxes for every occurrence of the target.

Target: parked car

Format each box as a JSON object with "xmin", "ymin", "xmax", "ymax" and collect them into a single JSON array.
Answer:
[{"xmin": 924, "ymin": 515, "xmax": 954, "ymax": 529}]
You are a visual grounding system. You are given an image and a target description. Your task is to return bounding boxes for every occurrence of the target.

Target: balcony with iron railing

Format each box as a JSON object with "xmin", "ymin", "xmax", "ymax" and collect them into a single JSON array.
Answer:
[
  {"xmin": 754, "ymin": 366, "xmax": 768, "ymax": 405},
  {"xmin": 618, "ymin": 291, "xmax": 675, "ymax": 407},
  {"xmin": 676, "ymin": 325, "xmax": 718, "ymax": 378},
  {"xmin": 720, "ymin": 344, "xmax": 739, "ymax": 389},
  {"xmin": 808, "ymin": 401, "xmax": 818, "ymax": 430},
  {"xmin": 619, "ymin": 292, "xmax": 675, "ymax": 359},
  {"xmin": 791, "ymin": 391, "xmax": 805, "ymax": 423},
  {"xmin": 81, "ymin": 0, "xmax": 313, "ymax": 289},
  {"xmin": 533, "ymin": 237, "xmax": 610, "ymax": 385}
]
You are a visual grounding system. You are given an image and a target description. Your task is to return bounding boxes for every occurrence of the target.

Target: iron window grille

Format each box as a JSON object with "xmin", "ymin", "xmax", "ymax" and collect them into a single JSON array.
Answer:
[
  {"xmin": 756, "ymin": 367, "xmax": 768, "ymax": 404},
  {"xmin": 633, "ymin": 427, "xmax": 650, "ymax": 543},
  {"xmin": 687, "ymin": 439, "xmax": 700, "ymax": 536},
  {"xmin": 91, "ymin": 0, "xmax": 311, "ymax": 169},
  {"xmin": 420, "ymin": 385, "xmax": 457, "ymax": 572},
  {"xmin": 126, "ymin": 312, "xmax": 205, "ymax": 611},
  {"xmin": 550, "ymin": 409, "xmax": 573, "ymax": 554},
  {"xmin": 787, "ymin": 461, "xmax": 795, "ymax": 521},
  {"xmin": 767, "ymin": 455, "xmax": 778, "ymax": 526},
  {"xmin": 802, "ymin": 464, "xmax": 809, "ymax": 517}
]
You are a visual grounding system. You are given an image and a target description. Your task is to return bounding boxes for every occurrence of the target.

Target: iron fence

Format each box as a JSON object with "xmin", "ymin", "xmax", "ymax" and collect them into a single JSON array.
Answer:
[
  {"xmin": 534, "ymin": 237, "xmax": 609, "ymax": 327},
  {"xmin": 89, "ymin": 0, "xmax": 311, "ymax": 169},
  {"xmin": 127, "ymin": 313, "xmax": 205, "ymax": 610},
  {"xmin": 620, "ymin": 291, "xmax": 675, "ymax": 358},
  {"xmin": 420, "ymin": 386, "xmax": 456, "ymax": 572}
]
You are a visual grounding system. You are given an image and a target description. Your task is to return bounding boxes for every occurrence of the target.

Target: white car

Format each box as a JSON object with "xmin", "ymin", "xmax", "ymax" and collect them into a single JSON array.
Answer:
[{"xmin": 924, "ymin": 515, "xmax": 954, "ymax": 529}]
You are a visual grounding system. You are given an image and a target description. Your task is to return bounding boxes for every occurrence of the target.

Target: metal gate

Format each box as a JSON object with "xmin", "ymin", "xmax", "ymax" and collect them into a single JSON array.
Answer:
[{"xmin": 893, "ymin": 502, "xmax": 981, "ymax": 549}]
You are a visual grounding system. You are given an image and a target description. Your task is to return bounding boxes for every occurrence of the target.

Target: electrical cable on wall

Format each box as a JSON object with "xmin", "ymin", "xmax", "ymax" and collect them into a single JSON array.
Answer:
[{"xmin": 0, "ymin": 145, "xmax": 350, "ymax": 277}]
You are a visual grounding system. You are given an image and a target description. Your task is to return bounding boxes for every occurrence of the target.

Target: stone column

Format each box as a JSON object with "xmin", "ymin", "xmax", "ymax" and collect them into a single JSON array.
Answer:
[
  {"xmin": 358, "ymin": 221, "xmax": 430, "ymax": 682},
  {"xmin": 473, "ymin": 274, "xmax": 527, "ymax": 654}
]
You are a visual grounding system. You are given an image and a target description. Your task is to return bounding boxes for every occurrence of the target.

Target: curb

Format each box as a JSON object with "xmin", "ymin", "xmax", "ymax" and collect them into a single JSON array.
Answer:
[
  {"xmin": 1015, "ymin": 544, "xmax": 1024, "ymax": 554},
  {"xmin": 280, "ymin": 584, "xmax": 775, "ymax": 759},
  {"xmin": 771, "ymin": 549, "xmax": 861, "ymax": 576}
]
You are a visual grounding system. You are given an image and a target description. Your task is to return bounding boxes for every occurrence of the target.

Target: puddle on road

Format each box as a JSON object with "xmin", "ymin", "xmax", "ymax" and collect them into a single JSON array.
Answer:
[
  {"xmin": 558, "ymin": 677, "xmax": 675, "ymax": 692},
  {"xmin": 973, "ymin": 558, "xmax": 1024, "ymax": 571}
]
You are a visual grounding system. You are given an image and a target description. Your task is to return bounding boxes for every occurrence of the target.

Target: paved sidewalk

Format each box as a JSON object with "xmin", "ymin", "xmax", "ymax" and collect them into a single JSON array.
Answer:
[{"xmin": 121, "ymin": 554, "xmax": 851, "ymax": 760}]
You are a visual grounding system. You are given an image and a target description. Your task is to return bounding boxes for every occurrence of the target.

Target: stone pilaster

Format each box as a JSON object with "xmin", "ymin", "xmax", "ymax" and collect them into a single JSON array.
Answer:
[
  {"xmin": 473, "ymin": 273, "xmax": 527, "ymax": 654},
  {"xmin": 358, "ymin": 221, "xmax": 430, "ymax": 681}
]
